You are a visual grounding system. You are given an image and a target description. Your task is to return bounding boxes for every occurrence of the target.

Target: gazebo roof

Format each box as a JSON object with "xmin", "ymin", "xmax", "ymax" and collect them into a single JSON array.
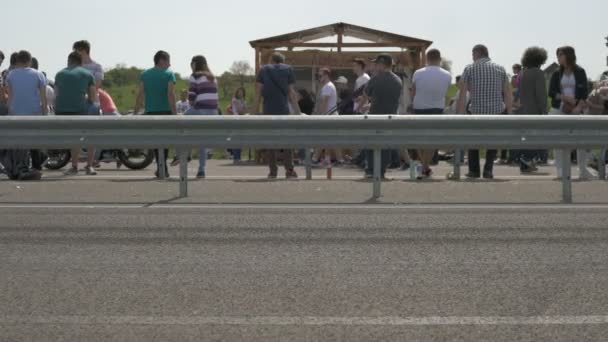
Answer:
[{"xmin": 249, "ymin": 22, "xmax": 433, "ymax": 49}]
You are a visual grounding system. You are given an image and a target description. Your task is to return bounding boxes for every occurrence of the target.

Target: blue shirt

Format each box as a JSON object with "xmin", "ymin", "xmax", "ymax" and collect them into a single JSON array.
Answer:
[
  {"xmin": 6, "ymin": 68, "xmax": 47, "ymax": 115},
  {"xmin": 256, "ymin": 64, "xmax": 295, "ymax": 115}
]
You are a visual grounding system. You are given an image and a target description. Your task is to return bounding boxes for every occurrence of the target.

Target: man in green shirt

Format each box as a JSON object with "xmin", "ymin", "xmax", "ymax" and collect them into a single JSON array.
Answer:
[
  {"xmin": 134, "ymin": 50, "xmax": 176, "ymax": 178},
  {"xmin": 54, "ymin": 52, "xmax": 98, "ymax": 176}
]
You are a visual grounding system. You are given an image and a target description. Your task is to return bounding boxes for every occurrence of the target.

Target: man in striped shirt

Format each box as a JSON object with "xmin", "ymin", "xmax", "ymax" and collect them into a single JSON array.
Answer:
[{"xmin": 457, "ymin": 44, "xmax": 512, "ymax": 179}]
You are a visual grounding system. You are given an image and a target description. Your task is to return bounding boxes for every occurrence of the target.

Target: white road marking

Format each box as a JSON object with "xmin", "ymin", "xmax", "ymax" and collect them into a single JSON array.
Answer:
[
  {"xmin": 2, "ymin": 315, "xmax": 608, "ymax": 326},
  {"xmin": 0, "ymin": 204, "xmax": 607, "ymax": 210}
]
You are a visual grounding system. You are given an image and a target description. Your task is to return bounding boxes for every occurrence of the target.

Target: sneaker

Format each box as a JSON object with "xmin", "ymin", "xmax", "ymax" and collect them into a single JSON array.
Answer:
[
  {"xmin": 483, "ymin": 171, "xmax": 494, "ymax": 179},
  {"xmin": 196, "ymin": 171, "xmax": 206, "ymax": 179},
  {"xmin": 154, "ymin": 170, "xmax": 170, "ymax": 178},
  {"xmin": 286, "ymin": 170, "xmax": 298, "ymax": 179},
  {"xmin": 418, "ymin": 167, "xmax": 433, "ymax": 180},
  {"xmin": 465, "ymin": 172, "xmax": 480, "ymax": 179},
  {"xmin": 19, "ymin": 169, "xmax": 42, "ymax": 181},
  {"xmin": 85, "ymin": 166, "xmax": 97, "ymax": 175},
  {"xmin": 63, "ymin": 167, "xmax": 78, "ymax": 176}
]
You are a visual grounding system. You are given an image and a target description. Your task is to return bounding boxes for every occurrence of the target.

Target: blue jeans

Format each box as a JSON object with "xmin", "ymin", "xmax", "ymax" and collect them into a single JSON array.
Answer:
[
  {"xmin": 232, "ymin": 149, "xmax": 242, "ymax": 161},
  {"xmin": 185, "ymin": 108, "xmax": 218, "ymax": 172}
]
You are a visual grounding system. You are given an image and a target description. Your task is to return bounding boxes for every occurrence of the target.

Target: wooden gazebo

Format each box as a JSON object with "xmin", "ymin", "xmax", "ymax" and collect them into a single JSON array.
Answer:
[{"xmin": 249, "ymin": 22, "xmax": 433, "ymax": 93}]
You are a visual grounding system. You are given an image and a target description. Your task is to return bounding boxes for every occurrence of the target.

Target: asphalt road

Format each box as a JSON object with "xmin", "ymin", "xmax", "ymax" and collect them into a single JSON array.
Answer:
[
  {"xmin": 2, "ymin": 205, "xmax": 608, "ymax": 341},
  {"xmin": 2, "ymin": 160, "xmax": 608, "ymax": 340}
]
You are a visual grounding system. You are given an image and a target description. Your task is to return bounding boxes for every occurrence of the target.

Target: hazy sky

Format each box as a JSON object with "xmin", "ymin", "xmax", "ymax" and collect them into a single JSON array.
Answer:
[{"xmin": 2, "ymin": 0, "xmax": 607, "ymax": 81}]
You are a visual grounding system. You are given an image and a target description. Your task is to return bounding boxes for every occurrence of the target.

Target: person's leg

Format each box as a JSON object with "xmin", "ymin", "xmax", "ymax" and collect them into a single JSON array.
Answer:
[
  {"xmin": 268, "ymin": 150, "xmax": 278, "ymax": 177},
  {"xmin": 484, "ymin": 149, "xmax": 497, "ymax": 174},
  {"xmin": 30, "ymin": 149, "xmax": 46, "ymax": 170},
  {"xmin": 283, "ymin": 149, "xmax": 295, "ymax": 175},
  {"xmin": 233, "ymin": 149, "xmax": 242, "ymax": 162},
  {"xmin": 85, "ymin": 147, "xmax": 97, "ymax": 175},
  {"xmin": 198, "ymin": 147, "xmax": 207, "ymax": 176},
  {"xmin": 468, "ymin": 149, "xmax": 481, "ymax": 175},
  {"xmin": 419, "ymin": 150, "xmax": 433, "ymax": 171},
  {"xmin": 70, "ymin": 148, "xmax": 80, "ymax": 169},
  {"xmin": 578, "ymin": 149, "xmax": 592, "ymax": 178},
  {"xmin": 381, "ymin": 149, "xmax": 391, "ymax": 176},
  {"xmin": 87, "ymin": 148, "xmax": 96, "ymax": 167},
  {"xmin": 365, "ymin": 150, "xmax": 373, "ymax": 176}
]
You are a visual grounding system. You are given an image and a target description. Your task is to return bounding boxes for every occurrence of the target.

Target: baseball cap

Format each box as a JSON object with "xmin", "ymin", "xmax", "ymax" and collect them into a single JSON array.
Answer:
[
  {"xmin": 372, "ymin": 54, "xmax": 393, "ymax": 66},
  {"xmin": 334, "ymin": 76, "xmax": 348, "ymax": 84}
]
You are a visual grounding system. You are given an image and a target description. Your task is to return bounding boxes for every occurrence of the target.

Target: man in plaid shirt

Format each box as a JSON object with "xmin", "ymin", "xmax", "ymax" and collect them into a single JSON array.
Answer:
[{"xmin": 457, "ymin": 44, "xmax": 512, "ymax": 179}]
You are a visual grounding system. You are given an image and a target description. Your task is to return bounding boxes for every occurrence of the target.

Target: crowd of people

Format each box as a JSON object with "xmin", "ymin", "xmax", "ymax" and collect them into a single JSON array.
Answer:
[{"xmin": 1, "ymin": 40, "xmax": 607, "ymax": 181}]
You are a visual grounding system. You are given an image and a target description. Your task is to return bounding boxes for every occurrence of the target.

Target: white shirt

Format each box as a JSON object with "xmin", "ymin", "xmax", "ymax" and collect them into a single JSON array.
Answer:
[
  {"xmin": 176, "ymin": 100, "xmax": 190, "ymax": 114},
  {"xmin": 317, "ymin": 82, "xmax": 337, "ymax": 114},
  {"xmin": 46, "ymin": 85, "xmax": 55, "ymax": 112},
  {"xmin": 561, "ymin": 73, "xmax": 576, "ymax": 98},
  {"xmin": 412, "ymin": 66, "xmax": 452, "ymax": 110},
  {"xmin": 355, "ymin": 73, "xmax": 371, "ymax": 91}
]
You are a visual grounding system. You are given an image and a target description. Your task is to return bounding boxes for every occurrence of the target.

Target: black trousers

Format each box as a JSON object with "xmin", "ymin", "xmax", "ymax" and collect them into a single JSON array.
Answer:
[
  {"xmin": 468, "ymin": 149, "xmax": 497, "ymax": 175},
  {"xmin": 30, "ymin": 150, "xmax": 47, "ymax": 170},
  {"xmin": 145, "ymin": 112, "xmax": 172, "ymax": 173}
]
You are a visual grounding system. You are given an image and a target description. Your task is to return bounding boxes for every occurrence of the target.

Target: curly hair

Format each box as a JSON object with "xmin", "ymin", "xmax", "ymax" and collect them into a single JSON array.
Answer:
[{"xmin": 521, "ymin": 47, "xmax": 548, "ymax": 69}]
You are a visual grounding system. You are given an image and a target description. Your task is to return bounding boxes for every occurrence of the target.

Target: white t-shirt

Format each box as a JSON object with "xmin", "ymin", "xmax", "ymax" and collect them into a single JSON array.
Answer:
[
  {"xmin": 176, "ymin": 100, "xmax": 190, "ymax": 114},
  {"xmin": 355, "ymin": 73, "xmax": 371, "ymax": 91},
  {"xmin": 412, "ymin": 66, "xmax": 452, "ymax": 110},
  {"xmin": 318, "ymin": 82, "xmax": 337, "ymax": 114},
  {"xmin": 46, "ymin": 85, "xmax": 55, "ymax": 112},
  {"xmin": 561, "ymin": 73, "xmax": 576, "ymax": 98}
]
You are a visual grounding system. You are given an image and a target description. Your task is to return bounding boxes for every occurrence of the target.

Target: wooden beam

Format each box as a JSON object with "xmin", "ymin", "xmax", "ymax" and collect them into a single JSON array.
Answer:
[
  {"xmin": 255, "ymin": 42, "xmax": 427, "ymax": 49},
  {"xmin": 336, "ymin": 25, "xmax": 344, "ymax": 53}
]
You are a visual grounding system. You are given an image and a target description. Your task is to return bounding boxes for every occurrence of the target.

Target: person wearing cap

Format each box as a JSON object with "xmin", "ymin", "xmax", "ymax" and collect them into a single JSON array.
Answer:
[
  {"xmin": 334, "ymin": 76, "xmax": 354, "ymax": 115},
  {"xmin": 363, "ymin": 54, "xmax": 403, "ymax": 179}
]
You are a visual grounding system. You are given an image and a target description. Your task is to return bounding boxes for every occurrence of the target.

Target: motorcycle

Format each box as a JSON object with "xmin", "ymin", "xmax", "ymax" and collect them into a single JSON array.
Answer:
[
  {"xmin": 44, "ymin": 148, "xmax": 155, "ymax": 171},
  {"xmin": 43, "ymin": 111, "xmax": 155, "ymax": 171}
]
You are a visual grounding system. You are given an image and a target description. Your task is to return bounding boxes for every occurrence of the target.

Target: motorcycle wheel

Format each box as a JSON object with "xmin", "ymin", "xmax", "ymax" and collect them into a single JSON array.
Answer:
[
  {"xmin": 45, "ymin": 150, "xmax": 71, "ymax": 170},
  {"xmin": 117, "ymin": 149, "xmax": 155, "ymax": 170}
]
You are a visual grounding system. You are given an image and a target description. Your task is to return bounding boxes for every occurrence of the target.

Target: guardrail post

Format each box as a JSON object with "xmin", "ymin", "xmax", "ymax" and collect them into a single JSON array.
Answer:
[
  {"xmin": 453, "ymin": 149, "xmax": 462, "ymax": 180},
  {"xmin": 561, "ymin": 149, "xmax": 572, "ymax": 204},
  {"xmin": 179, "ymin": 149, "xmax": 188, "ymax": 198},
  {"xmin": 599, "ymin": 148, "xmax": 607, "ymax": 181},
  {"xmin": 305, "ymin": 148, "xmax": 312, "ymax": 180},
  {"xmin": 158, "ymin": 149, "xmax": 167, "ymax": 179},
  {"xmin": 373, "ymin": 148, "xmax": 381, "ymax": 199}
]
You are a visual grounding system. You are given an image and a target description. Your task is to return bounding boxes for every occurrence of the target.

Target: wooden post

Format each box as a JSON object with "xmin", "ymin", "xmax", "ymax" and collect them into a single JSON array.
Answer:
[
  {"xmin": 420, "ymin": 48, "xmax": 427, "ymax": 67},
  {"xmin": 254, "ymin": 47, "xmax": 261, "ymax": 76}
]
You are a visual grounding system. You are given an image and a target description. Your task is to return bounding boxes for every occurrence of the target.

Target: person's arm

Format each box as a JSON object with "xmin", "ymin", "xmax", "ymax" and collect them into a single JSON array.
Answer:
[
  {"xmin": 168, "ymin": 81, "xmax": 176, "ymax": 115},
  {"xmin": 535, "ymin": 71, "xmax": 548, "ymax": 114},
  {"xmin": 39, "ymin": 85, "xmax": 48, "ymax": 115},
  {"xmin": 319, "ymin": 95, "xmax": 330, "ymax": 114},
  {"xmin": 288, "ymin": 85, "xmax": 301, "ymax": 114},
  {"xmin": 253, "ymin": 82, "xmax": 263, "ymax": 114},
  {"xmin": 87, "ymin": 84, "xmax": 98, "ymax": 105},
  {"xmin": 6, "ymin": 85, "xmax": 12, "ymax": 115},
  {"xmin": 134, "ymin": 82, "xmax": 144, "ymax": 114},
  {"xmin": 456, "ymin": 81, "xmax": 468, "ymax": 114},
  {"xmin": 503, "ymin": 80, "xmax": 513, "ymax": 114}
]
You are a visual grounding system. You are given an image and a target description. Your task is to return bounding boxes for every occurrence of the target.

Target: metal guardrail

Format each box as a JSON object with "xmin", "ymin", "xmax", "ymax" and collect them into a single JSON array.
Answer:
[{"xmin": 0, "ymin": 115, "xmax": 607, "ymax": 203}]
